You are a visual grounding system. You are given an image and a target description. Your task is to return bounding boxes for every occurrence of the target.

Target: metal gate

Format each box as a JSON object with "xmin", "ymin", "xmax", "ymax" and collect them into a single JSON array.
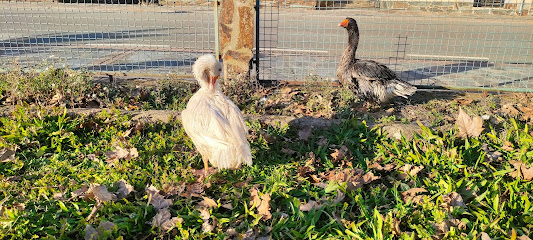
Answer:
[{"xmin": 255, "ymin": 0, "xmax": 533, "ymax": 91}]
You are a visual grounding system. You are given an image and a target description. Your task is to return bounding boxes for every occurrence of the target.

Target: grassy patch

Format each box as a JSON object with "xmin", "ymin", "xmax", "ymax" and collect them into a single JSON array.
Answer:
[
  {"xmin": 1, "ymin": 105, "xmax": 532, "ymax": 239},
  {"xmin": 1, "ymin": 67, "xmax": 533, "ymax": 239}
]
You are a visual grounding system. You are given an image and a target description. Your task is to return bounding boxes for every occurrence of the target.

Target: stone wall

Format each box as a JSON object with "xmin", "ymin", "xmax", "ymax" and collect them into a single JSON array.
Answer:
[{"xmin": 219, "ymin": 0, "xmax": 255, "ymax": 80}]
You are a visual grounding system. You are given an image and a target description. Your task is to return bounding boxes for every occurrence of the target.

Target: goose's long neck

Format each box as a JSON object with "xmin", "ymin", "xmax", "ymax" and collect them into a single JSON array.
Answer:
[{"xmin": 340, "ymin": 25, "xmax": 359, "ymax": 67}]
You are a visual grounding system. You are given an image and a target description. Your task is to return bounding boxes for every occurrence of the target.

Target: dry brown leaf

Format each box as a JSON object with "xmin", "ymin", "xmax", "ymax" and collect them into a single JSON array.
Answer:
[
  {"xmin": 502, "ymin": 104, "xmax": 520, "ymax": 116},
  {"xmin": 480, "ymin": 232, "xmax": 492, "ymax": 240},
  {"xmin": 122, "ymin": 128, "xmax": 133, "ymax": 138},
  {"xmin": 89, "ymin": 185, "xmax": 117, "ymax": 202},
  {"xmin": 152, "ymin": 208, "xmax": 183, "ymax": 231},
  {"xmin": 116, "ymin": 179, "xmax": 135, "ymax": 199},
  {"xmin": 330, "ymin": 145, "xmax": 350, "ymax": 162},
  {"xmin": 249, "ymin": 187, "xmax": 272, "ymax": 220},
  {"xmin": 146, "ymin": 185, "xmax": 173, "ymax": 209},
  {"xmin": 456, "ymin": 107, "xmax": 484, "ymax": 138},
  {"xmin": 509, "ymin": 161, "xmax": 533, "ymax": 181},
  {"xmin": 305, "ymin": 152, "xmax": 319, "ymax": 166},
  {"xmin": 518, "ymin": 235, "xmax": 532, "ymax": 240},
  {"xmin": 221, "ymin": 203, "xmax": 233, "ymax": 210},
  {"xmin": 0, "ymin": 148, "xmax": 16, "ymax": 163},
  {"xmin": 84, "ymin": 224, "xmax": 98, "ymax": 240},
  {"xmin": 401, "ymin": 188, "xmax": 427, "ymax": 204},
  {"xmin": 72, "ymin": 185, "xmax": 90, "ymax": 199},
  {"xmin": 502, "ymin": 141, "xmax": 514, "ymax": 152},
  {"xmin": 320, "ymin": 169, "xmax": 379, "ymax": 191},
  {"xmin": 441, "ymin": 192, "xmax": 466, "ymax": 209},
  {"xmin": 198, "ymin": 197, "xmax": 218, "ymax": 208},
  {"xmin": 180, "ymin": 182, "xmax": 204, "ymax": 198},
  {"xmin": 368, "ymin": 162, "xmax": 395, "ymax": 171},
  {"xmin": 299, "ymin": 200, "xmax": 322, "ymax": 212},
  {"xmin": 162, "ymin": 182, "xmax": 186, "ymax": 197},
  {"xmin": 129, "ymin": 148, "xmax": 139, "ymax": 159},
  {"xmin": 85, "ymin": 221, "xmax": 117, "ymax": 240},
  {"xmin": 398, "ymin": 164, "xmax": 424, "ymax": 180},
  {"xmin": 298, "ymin": 126, "xmax": 313, "ymax": 141},
  {"xmin": 53, "ymin": 192, "xmax": 65, "ymax": 201},
  {"xmin": 260, "ymin": 130, "xmax": 277, "ymax": 143},
  {"xmin": 332, "ymin": 190, "xmax": 345, "ymax": 204}
]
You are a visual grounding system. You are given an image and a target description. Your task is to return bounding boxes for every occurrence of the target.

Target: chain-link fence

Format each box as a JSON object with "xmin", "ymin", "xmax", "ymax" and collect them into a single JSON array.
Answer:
[
  {"xmin": 258, "ymin": 0, "xmax": 533, "ymax": 91},
  {"xmin": 1, "ymin": 0, "xmax": 533, "ymax": 91},
  {"xmin": 1, "ymin": 0, "xmax": 216, "ymax": 77}
]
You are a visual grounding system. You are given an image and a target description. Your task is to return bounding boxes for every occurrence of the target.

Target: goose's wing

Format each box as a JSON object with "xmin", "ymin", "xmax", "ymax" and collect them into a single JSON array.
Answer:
[
  {"xmin": 351, "ymin": 60, "xmax": 397, "ymax": 81},
  {"xmin": 181, "ymin": 95, "xmax": 247, "ymax": 150}
]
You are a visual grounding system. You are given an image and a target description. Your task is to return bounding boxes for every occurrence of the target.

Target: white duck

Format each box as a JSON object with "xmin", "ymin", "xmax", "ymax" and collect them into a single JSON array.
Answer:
[{"xmin": 181, "ymin": 54, "xmax": 253, "ymax": 175}]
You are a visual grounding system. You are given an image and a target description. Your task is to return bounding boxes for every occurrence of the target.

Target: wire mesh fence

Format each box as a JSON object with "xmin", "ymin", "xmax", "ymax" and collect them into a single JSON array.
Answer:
[
  {"xmin": 257, "ymin": 0, "xmax": 533, "ymax": 91},
  {"xmin": 0, "ymin": 0, "xmax": 217, "ymax": 77}
]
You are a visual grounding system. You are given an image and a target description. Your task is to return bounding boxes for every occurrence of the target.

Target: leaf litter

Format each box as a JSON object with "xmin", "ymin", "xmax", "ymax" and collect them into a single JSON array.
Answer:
[
  {"xmin": 456, "ymin": 107, "xmax": 484, "ymax": 138},
  {"xmin": 249, "ymin": 186, "xmax": 272, "ymax": 221}
]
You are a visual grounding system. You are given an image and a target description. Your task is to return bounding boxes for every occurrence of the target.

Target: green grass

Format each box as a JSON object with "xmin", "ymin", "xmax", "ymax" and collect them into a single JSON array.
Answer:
[{"xmin": 1, "ymin": 104, "xmax": 532, "ymax": 239}]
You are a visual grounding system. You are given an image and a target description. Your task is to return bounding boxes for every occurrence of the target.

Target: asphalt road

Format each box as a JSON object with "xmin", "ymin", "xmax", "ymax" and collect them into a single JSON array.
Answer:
[{"xmin": 1, "ymin": 2, "xmax": 532, "ymax": 89}]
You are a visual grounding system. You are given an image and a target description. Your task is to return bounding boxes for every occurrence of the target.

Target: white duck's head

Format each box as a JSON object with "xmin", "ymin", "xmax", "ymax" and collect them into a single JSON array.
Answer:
[{"xmin": 192, "ymin": 54, "xmax": 222, "ymax": 92}]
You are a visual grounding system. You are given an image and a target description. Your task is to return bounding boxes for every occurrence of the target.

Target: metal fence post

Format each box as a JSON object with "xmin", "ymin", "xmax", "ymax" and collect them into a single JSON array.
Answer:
[
  {"xmin": 255, "ymin": 0, "xmax": 260, "ymax": 81},
  {"xmin": 215, "ymin": 0, "xmax": 220, "ymax": 60}
]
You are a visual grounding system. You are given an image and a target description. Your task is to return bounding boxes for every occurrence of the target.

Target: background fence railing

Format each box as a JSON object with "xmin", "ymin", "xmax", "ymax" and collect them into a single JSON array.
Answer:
[
  {"xmin": 1, "ymin": 0, "xmax": 533, "ymax": 91},
  {"xmin": 258, "ymin": 0, "xmax": 533, "ymax": 91},
  {"xmin": 0, "ymin": 0, "xmax": 216, "ymax": 77}
]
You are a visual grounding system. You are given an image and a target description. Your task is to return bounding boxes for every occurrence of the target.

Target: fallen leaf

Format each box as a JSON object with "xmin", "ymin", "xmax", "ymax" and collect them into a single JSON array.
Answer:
[
  {"xmin": 152, "ymin": 208, "xmax": 183, "ymax": 231},
  {"xmin": 260, "ymin": 130, "xmax": 277, "ymax": 143},
  {"xmin": 401, "ymin": 188, "xmax": 427, "ymax": 204},
  {"xmin": 518, "ymin": 235, "xmax": 532, "ymax": 240},
  {"xmin": 332, "ymin": 190, "xmax": 345, "ymax": 204},
  {"xmin": 122, "ymin": 128, "xmax": 133, "ymax": 138},
  {"xmin": 85, "ymin": 221, "xmax": 117, "ymax": 240},
  {"xmin": 53, "ymin": 192, "xmax": 65, "ymax": 200},
  {"xmin": 299, "ymin": 200, "xmax": 322, "ymax": 212},
  {"xmin": 0, "ymin": 148, "xmax": 16, "ymax": 163},
  {"xmin": 162, "ymin": 182, "xmax": 186, "ymax": 197},
  {"xmin": 398, "ymin": 164, "xmax": 424, "ymax": 180},
  {"xmin": 441, "ymin": 192, "xmax": 466, "ymax": 209},
  {"xmin": 368, "ymin": 162, "xmax": 395, "ymax": 171},
  {"xmin": 89, "ymin": 185, "xmax": 117, "ymax": 202},
  {"xmin": 180, "ymin": 182, "xmax": 204, "ymax": 198},
  {"xmin": 198, "ymin": 197, "xmax": 218, "ymax": 208},
  {"xmin": 480, "ymin": 232, "xmax": 491, "ymax": 240},
  {"xmin": 116, "ymin": 179, "xmax": 135, "ymax": 199},
  {"xmin": 457, "ymin": 98, "xmax": 473, "ymax": 105},
  {"xmin": 330, "ymin": 145, "xmax": 350, "ymax": 162},
  {"xmin": 146, "ymin": 185, "xmax": 173, "ymax": 209},
  {"xmin": 129, "ymin": 148, "xmax": 139, "ymax": 159},
  {"xmin": 502, "ymin": 141, "xmax": 514, "ymax": 152},
  {"xmin": 221, "ymin": 203, "xmax": 233, "ymax": 210},
  {"xmin": 320, "ymin": 169, "xmax": 379, "ymax": 191},
  {"xmin": 509, "ymin": 161, "xmax": 533, "ymax": 181},
  {"xmin": 432, "ymin": 221, "xmax": 450, "ymax": 237},
  {"xmin": 305, "ymin": 152, "xmax": 319, "ymax": 166},
  {"xmin": 501, "ymin": 104, "xmax": 520, "ymax": 117},
  {"xmin": 84, "ymin": 225, "xmax": 98, "ymax": 240},
  {"xmin": 316, "ymin": 137, "xmax": 328, "ymax": 146},
  {"xmin": 298, "ymin": 126, "xmax": 313, "ymax": 141},
  {"xmin": 249, "ymin": 187, "xmax": 272, "ymax": 220},
  {"xmin": 86, "ymin": 154, "xmax": 98, "ymax": 162},
  {"xmin": 72, "ymin": 185, "xmax": 90, "ymax": 199},
  {"xmin": 456, "ymin": 107, "xmax": 484, "ymax": 138}
]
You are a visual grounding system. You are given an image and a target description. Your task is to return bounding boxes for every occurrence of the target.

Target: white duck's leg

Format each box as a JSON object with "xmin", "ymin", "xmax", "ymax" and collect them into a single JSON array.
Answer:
[{"xmin": 203, "ymin": 156, "xmax": 210, "ymax": 176}]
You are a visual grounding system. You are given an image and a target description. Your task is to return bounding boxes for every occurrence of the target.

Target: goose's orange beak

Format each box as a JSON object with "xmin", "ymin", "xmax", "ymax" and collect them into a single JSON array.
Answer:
[
  {"xmin": 338, "ymin": 19, "xmax": 348, "ymax": 28},
  {"xmin": 209, "ymin": 75, "xmax": 219, "ymax": 90}
]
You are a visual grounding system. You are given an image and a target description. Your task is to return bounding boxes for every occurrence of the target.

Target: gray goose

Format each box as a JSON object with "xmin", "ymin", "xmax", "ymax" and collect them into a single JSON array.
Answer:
[{"xmin": 336, "ymin": 17, "xmax": 416, "ymax": 105}]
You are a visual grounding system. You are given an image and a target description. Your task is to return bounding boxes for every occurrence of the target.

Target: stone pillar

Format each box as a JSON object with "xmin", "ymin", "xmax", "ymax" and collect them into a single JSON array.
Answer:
[{"xmin": 219, "ymin": 0, "xmax": 255, "ymax": 80}]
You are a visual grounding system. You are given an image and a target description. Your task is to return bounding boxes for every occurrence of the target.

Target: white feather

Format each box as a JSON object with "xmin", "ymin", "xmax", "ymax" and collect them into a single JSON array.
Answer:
[{"xmin": 181, "ymin": 55, "xmax": 252, "ymax": 170}]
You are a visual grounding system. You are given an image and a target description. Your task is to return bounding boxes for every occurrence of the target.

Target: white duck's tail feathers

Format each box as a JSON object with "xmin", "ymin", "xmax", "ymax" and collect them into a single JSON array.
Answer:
[
  {"xmin": 209, "ymin": 144, "xmax": 252, "ymax": 170},
  {"xmin": 386, "ymin": 80, "xmax": 417, "ymax": 98}
]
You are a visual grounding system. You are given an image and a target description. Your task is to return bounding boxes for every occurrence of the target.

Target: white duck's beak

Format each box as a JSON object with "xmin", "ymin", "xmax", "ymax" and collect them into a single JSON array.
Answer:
[{"xmin": 209, "ymin": 75, "xmax": 219, "ymax": 91}]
